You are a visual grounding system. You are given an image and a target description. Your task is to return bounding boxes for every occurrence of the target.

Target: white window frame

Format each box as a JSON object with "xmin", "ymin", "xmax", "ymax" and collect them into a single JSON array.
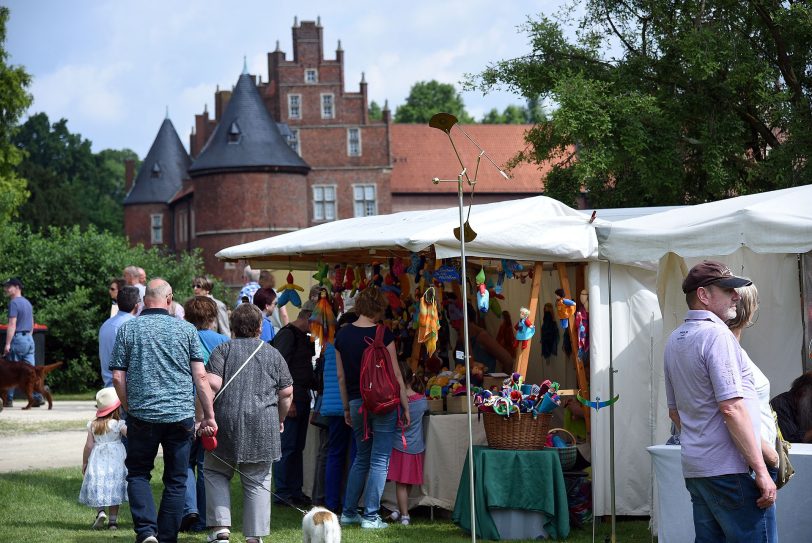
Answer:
[
  {"xmin": 347, "ymin": 127, "xmax": 362, "ymax": 156},
  {"xmin": 312, "ymin": 184, "xmax": 337, "ymax": 222},
  {"xmin": 288, "ymin": 128, "xmax": 301, "ymax": 155},
  {"xmin": 321, "ymin": 93, "xmax": 334, "ymax": 119},
  {"xmin": 288, "ymin": 93, "xmax": 301, "ymax": 119},
  {"xmin": 150, "ymin": 213, "xmax": 163, "ymax": 244},
  {"xmin": 353, "ymin": 184, "xmax": 377, "ymax": 217},
  {"xmin": 304, "ymin": 68, "xmax": 318, "ymax": 83}
]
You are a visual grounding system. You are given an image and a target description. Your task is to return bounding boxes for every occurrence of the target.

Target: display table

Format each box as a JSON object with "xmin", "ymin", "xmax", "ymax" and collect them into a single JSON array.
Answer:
[
  {"xmin": 301, "ymin": 413, "xmax": 487, "ymax": 511},
  {"xmin": 648, "ymin": 443, "xmax": 812, "ymax": 543},
  {"xmin": 452, "ymin": 446, "xmax": 570, "ymax": 541}
]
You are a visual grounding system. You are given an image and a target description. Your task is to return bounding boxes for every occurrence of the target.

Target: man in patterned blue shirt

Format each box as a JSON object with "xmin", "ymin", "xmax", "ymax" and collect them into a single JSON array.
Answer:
[{"xmin": 111, "ymin": 279, "xmax": 217, "ymax": 543}]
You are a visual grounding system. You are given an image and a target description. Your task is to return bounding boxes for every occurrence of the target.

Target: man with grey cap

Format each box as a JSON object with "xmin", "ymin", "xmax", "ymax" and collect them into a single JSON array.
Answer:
[
  {"xmin": 664, "ymin": 260, "xmax": 775, "ymax": 541},
  {"xmin": 3, "ymin": 277, "xmax": 43, "ymax": 407}
]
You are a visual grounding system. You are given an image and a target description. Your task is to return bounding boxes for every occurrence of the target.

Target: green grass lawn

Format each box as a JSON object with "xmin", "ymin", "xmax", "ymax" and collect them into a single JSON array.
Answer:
[{"xmin": 0, "ymin": 460, "xmax": 652, "ymax": 542}]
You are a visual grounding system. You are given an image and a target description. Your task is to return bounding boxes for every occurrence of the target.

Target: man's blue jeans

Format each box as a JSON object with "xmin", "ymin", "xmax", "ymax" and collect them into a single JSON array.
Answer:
[
  {"xmin": 325, "ymin": 415, "xmax": 355, "ymax": 512},
  {"xmin": 685, "ymin": 474, "xmax": 769, "ymax": 543},
  {"xmin": 7, "ymin": 333, "xmax": 41, "ymax": 402},
  {"xmin": 342, "ymin": 398, "xmax": 397, "ymax": 520},
  {"xmin": 125, "ymin": 416, "xmax": 194, "ymax": 543},
  {"xmin": 273, "ymin": 398, "xmax": 311, "ymax": 501}
]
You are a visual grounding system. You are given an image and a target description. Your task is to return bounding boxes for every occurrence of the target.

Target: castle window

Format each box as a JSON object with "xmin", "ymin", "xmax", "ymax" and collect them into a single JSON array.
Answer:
[
  {"xmin": 353, "ymin": 184, "xmax": 377, "ymax": 217},
  {"xmin": 288, "ymin": 128, "xmax": 300, "ymax": 155},
  {"xmin": 313, "ymin": 185, "xmax": 337, "ymax": 221},
  {"xmin": 150, "ymin": 162, "xmax": 161, "ymax": 178},
  {"xmin": 288, "ymin": 94, "xmax": 301, "ymax": 119},
  {"xmin": 176, "ymin": 210, "xmax": 188, "ymax": 244},
  {"xmin": 305, "ymin": 69, "xmax": 318, "ymax": 83},
  {"xmin": 227, "ymin": 121, "xmax": 241, "ymax": 144},
  {"xmin": 150, "ymin": 214, "xmax": 163, "ymax": 244},
  {"xmin": 321, "ymin": 93, "xmax": 334, "ymax": 119},
  {"xmin": 347, "ymin": 127, "xmax": 361, "ymax": 156}
]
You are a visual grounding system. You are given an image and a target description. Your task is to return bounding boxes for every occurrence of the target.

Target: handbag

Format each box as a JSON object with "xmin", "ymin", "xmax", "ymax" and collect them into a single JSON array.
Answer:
[{"xmin": 772, "ymin": 410, "xmax": 795, "ymax": 489}]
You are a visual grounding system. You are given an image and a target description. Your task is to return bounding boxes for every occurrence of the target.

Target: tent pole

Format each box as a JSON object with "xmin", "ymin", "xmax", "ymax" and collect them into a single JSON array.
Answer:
[{"xmin": 608, "ymin": 260, "xmax": 617, "ymax": 542}]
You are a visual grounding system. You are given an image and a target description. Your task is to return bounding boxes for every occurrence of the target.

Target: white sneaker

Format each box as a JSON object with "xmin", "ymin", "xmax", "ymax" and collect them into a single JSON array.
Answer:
[
  {"xmin": 142, "ymin": 537, "xmax": 159, "ymax": 543},
  {"xmin": 361, "ymin": 516, "xmax": 389, "ymax": 529},
  {"xmin": 92, "ymin": 510, "xmax": 107, "ymax": 530}
]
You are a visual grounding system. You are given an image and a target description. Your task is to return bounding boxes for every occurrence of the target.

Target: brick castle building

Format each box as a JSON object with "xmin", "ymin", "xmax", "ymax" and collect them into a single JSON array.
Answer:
[{"xmin": 124, "ymin": 18, "xmax": 546, "ymax": 284}]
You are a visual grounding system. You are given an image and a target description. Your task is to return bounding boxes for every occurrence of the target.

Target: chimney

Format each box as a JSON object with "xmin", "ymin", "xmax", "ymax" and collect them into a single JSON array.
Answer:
[
  {"xmin": 382, "ymin": 99, "xmax": 391, "ymax": 124},
  {"xmin": 125, "ymin": 159, "xmax": 135, "ymax": 192}
]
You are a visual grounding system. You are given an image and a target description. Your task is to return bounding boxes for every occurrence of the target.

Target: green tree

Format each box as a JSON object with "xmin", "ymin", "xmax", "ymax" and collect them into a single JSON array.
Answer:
[
  {"xmin": 0, "ymin": 7, "xmax": 32, "ymax": 224},
  {"xmin": 470, "ymin": 3, "xmax": 812, "ymax": 207},
  {"xmin": 481, "ymin": 108, "xmax": 505, "ymax": 124},
  {"xmin": 14, "ymin": 113, "xmax": 136, "ymax": 234},
  {"xmin": 394, "ymin": 80, "xmax": 474, "ymax": 123},
  {"xmin": 0, "ymin": 223, "xmax": 206, "ymax": 392},
  {"xmin": 368, "ymin": 100, "xmax": 383, "ymax": 121}
]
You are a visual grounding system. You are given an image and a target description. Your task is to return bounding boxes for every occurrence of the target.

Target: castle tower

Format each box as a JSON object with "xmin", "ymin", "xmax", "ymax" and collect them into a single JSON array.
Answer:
[
  {"xmin": 123, "ymin": 117, "xmax": 190, "ymax": 249},
  {"xmin": 187, "ymin": 69, "xmax": 311, "ymax": 280}
]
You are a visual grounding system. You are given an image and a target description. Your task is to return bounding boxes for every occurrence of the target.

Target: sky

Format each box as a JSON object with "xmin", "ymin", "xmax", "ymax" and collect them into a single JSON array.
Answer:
[{"xmin": 5, "ymin": 1, "xmax": 566, "ymax": 159}]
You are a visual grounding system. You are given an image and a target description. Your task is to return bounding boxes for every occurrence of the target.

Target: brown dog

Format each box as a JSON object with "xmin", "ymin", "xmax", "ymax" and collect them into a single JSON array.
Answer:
[{"xmin": 0, "ymin": 358, "xmax": 62, "ymax": 410}]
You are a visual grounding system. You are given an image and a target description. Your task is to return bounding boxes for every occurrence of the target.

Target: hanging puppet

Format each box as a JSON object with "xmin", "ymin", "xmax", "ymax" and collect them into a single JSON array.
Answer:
[
  {"xmin": 513, "ymin": 306, "xmax": 536, "ymax": 350},
  {"xmin": 276, "ymin": 271, "xmax": 304, "ymax": 308},
  {"xmin": 555, "ymin": 288, "xmax": 577, "ymax": 329},
  {"xmin": 475, "ymin": 268, "xmax": 489, "ymax": 313},
  {"xmin": 540, "ymin": 302, "xmax": 559, "ymax": 363},
  {"xmin": 575, "ymin": 288, "xmax": 590, "ymax": 366},
  {"xmin": 418, "ymin": 286, "xmax": 440, "ymax": 357},
  {"xmin": 309, "ymin": 287, "xmax": 336, "ymax": 346}
]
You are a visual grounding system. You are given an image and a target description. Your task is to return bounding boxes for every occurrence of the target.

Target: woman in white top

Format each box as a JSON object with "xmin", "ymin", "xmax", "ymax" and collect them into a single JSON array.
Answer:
[{"xmin": 728, "ymin": 284, "xmax": 779, "ymax": 542}]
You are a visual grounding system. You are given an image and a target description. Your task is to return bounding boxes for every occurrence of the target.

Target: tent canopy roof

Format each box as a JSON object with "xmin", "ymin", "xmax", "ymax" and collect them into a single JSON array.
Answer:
[
  {"xmin": 597, "ymin": 185, "xmax": 812, "ymax": 263},
  {"xmin": 216, "ymin": 195, "xmax": 604, "ymax": 269}
]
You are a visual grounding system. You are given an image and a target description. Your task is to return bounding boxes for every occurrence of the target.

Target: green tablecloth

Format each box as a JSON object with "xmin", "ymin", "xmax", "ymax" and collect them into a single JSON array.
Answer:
[{"xmin": 452, "ymin": 446, "xmax": 570, "ymax": 540}]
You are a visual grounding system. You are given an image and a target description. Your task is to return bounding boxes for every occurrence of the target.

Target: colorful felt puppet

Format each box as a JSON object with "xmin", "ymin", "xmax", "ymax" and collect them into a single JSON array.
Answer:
[
  {"xmin": 343, "ymin": 266, "xmax": 355, "ymax": 292},
  {"xmin": 475, "ymin": 268, "xmax": 489, "ymax": 313},
  {"xmin": 575, "ymin": 289, "xmax": 590, "ymax": 365},
  {"xmin": 313, "ymin": 262, "xmax": 331, "ymax": 289},
  {"xmin": 513, "ymin": 307, "xmax": 535, "ymax": 350},
  {"xmin": 500, "ymin": 259, "xmax": 523, "ymax": 279},
  {"xmin": 555, "ymin": 288, "xmax": 576, "ymax": 329},
  {"xmin": 309, "ymin": 287, "xmax": 336, "ymax": 346},
  {"xmin": 276, "ymin": 271, "xmax": 304, "ymax": 308},
  {"xmin": 418, "ymin": 287, "xmax": 440, "ymax": 357}
]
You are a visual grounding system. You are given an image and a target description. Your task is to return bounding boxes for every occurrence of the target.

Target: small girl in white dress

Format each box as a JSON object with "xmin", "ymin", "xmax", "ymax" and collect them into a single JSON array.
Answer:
[{"xmin": 79, "ymin": 387, "xmax": 128, "ymax": 530}]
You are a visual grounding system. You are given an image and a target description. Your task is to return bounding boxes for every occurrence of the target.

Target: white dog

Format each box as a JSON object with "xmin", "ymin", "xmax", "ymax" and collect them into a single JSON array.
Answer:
[{"xmin": 302, "ymin": 506, "xmax": 341, "ymax": 543}]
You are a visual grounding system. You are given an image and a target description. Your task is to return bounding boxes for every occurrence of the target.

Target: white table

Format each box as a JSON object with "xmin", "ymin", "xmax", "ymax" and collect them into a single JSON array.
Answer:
[
  {"xmin": 648, "ymin": 443, "xmax": 812, "ymax": 543},
  {"xmin": 301, "ymin": 413, "xmax": 487, "ymax": 511}
]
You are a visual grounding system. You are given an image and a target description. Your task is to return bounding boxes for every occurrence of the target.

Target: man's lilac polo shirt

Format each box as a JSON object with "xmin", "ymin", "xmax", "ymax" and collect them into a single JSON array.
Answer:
[{"xmin": 664, "ymin": 309, "xmax": 761, "ymax": 478}]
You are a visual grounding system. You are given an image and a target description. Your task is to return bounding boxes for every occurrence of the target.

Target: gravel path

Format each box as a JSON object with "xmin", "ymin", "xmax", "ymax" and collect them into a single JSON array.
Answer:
[{"xmin": 0, "ymin": 400, "xmax": 103, "ymax": 473}]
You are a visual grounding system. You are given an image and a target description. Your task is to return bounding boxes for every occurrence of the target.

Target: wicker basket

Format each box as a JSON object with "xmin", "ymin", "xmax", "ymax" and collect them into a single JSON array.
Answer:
[
  {"xmin": 548, "ymin": 427, "xmax": 578, "ymax": 470},
  {"xmin": 482, "ymin": 412, "xmax": 552, "ymax": 450}
]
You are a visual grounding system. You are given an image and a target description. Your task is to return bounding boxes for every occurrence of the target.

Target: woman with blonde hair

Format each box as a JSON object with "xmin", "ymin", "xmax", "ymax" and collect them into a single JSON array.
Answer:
[{"xmin": 728, "ymin": 284, "xmax": 778, "ymax": 542}]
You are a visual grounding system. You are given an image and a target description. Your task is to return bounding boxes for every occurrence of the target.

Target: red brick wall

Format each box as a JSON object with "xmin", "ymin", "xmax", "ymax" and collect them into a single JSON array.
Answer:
[{"xmin": 124, "ymin": 204, "xmax": 170, "ymax": 249}]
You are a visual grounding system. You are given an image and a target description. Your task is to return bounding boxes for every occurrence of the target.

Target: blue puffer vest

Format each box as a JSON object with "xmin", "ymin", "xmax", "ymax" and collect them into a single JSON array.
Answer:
[{"xmin": 320, "ymin": 343, "xmax": 344, "ymax": 417}]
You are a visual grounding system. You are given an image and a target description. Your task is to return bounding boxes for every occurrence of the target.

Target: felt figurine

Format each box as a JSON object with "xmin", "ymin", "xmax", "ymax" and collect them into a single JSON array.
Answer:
[
  {"xmin": 355, "ymin": 267, "xmax": 369, "ymax": 294},
  {"xmin": 475, "ymin": 268, "xmax": 489, "ymax": 314},
  {"xmin": 343, "ymin": 266, "xmax": 355, "ymax": 292},
  {"xmin": 276, "ymin": 271, "xmax": 304, "ymax": 308},
  {"xmin": 333, "ymin": 265, "xmax": 345, "ymax": 294},
  {"xmin": 309, "ymin": 287, "xmax": 336, "ymax": 346},
  {"xmin": 312, "ymin": 261, "xmax": 331, "ymax": 290},
  {"xmin": 391, "ymin": 257, "xmax": 405, "ymax": 279},
  {"xmin": 381, "ymin": 273, "xmax": 402, "ymax": 310},
  {"xmin": 555, "ymin": 288, "xmax": 577, "ymax": 329},
  {"xmin": 575, "ymin": 289, "xmax": 590, "ymax": 365},
  {"xmin": 418, "ymin": 287, "xmax": 440, "ymax": 357},
  {"xmin": 495, "ymin": 310, "xmax": 516, "ymax": 356},
  {"xmin": 540, "ymin": 302, "xmax": 559, "ymax": 363},
  {"xmin": 513, "ymin": 307, "xmax": 535, "ymax": 350},
  {"xmin": 500, "ymin": 259, "xmax": 523, "ymax": 279},
  {"xmin": 537, "ymin": 390, "xmax": 561, "ymax": 414}
]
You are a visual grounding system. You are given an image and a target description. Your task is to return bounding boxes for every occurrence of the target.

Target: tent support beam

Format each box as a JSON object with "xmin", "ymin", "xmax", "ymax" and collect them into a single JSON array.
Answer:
[{"xmin": 513, "ymin": 261, "xmax": 543, "ymax": 376}]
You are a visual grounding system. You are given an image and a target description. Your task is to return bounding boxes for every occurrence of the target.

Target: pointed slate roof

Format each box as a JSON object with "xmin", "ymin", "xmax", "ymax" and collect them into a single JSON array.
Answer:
[
  {"xmin": 188, "ymin": 73, "xmax": 310, "ymax": 176},
  {"xmin": 124, "ymin": 118, "xmax": 190, "ymax": 205}
]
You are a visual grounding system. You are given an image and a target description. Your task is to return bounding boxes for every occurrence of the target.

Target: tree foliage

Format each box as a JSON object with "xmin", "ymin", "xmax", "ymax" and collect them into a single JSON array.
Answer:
[
  {"xmin": 395, "ymin": 80, "xmax": 474, "ymax": 123},
  {"xmin": 481, "ymin": 100, "xmax": 548, "ymax": 124},
  {"xmin": 0, "ymin": 223, "xmax": 206, "ymax": 392},
  {"xmin": 368, "ymin": 100, "xmax": 383, "ymax": 121},
  {"xmin": 13, "ymin": 112, "xmax": 138, "ymax": 234},
  {"xmin": 0, "ymin": 7, "xmax": 32, "ymax": 224},
  {"xmin": 470, "ymin": 1, "xmax": 812, "ymax": 207}
]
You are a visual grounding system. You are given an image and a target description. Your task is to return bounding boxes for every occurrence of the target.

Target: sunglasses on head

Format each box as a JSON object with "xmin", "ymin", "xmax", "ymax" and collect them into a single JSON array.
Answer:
[{"xmin": 193, "ymin": 283, "xmax": 204, "ymax": 288}]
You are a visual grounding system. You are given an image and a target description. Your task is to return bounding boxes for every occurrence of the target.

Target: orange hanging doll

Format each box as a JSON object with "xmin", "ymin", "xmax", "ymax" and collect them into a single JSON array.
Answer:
[{"xmin": 309, "ymin": 287, "xmax": 336, "ymax": 346}]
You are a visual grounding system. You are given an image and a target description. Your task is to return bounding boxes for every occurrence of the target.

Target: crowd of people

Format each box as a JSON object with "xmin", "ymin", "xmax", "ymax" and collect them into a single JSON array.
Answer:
[{"xmin": 79, "ymin": 266, "xmax": 430, "ymax": 543}]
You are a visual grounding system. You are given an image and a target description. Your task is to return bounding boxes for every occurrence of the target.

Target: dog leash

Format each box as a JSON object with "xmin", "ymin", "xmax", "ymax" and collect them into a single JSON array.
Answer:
[{"xmin": 208, "ymin": 451, "xmax": 309, "ymax": 515}]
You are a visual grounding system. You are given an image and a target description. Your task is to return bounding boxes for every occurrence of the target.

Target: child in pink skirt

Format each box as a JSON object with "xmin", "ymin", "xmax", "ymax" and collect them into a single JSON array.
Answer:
[{"xmin": 387, "ymin": 361, "xmax": 428, "ymax": 526}]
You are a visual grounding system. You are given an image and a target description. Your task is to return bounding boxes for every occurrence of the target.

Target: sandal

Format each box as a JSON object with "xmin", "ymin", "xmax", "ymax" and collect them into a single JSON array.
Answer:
[
  {"xmin": 207, "ymin": 528, "xmax": 230, "ymax": 542},
  {"xmin": 92, "ymin": 510, "xmax": 107, "ymax": 530}
]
